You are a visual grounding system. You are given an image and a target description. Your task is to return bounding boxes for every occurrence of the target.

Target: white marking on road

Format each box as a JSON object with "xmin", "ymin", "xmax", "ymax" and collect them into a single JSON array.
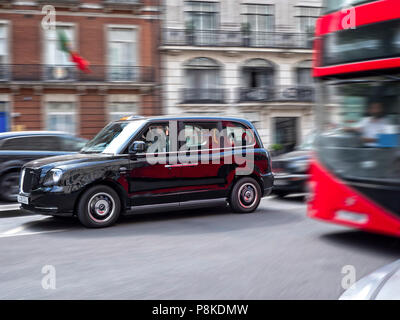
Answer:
[
  {"xmin": 3, "ymin": 226, "xmax": 25, "ymax": 235},
  {"xmin": 0, "ymin": 216, "xmax": 68, "ymax": 238},
  {"xmin": 0, "ymin": 229, "xmax": 68, "ymax": 238},
  {"xmin": 0, "ymin": 204, "xmax": 21, "ymax": 212}
]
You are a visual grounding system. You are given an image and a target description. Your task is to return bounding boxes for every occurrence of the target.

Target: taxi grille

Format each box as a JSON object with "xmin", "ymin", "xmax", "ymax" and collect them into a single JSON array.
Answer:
[{"xmin": 21, "ymin": 168, "xmax": 40, "ymax": 193}]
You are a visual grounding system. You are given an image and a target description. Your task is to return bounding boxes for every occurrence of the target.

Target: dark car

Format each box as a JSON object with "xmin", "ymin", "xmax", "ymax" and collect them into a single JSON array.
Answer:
[
  {"xmin": 0, "ymin": 131, "xmax": 87, "ymax": 202},
  {"xmin": 18, "ymin": 116, "xmax": 274, "ymax": 228},
  {"xmin": 271, "ymin": 134, "xmax": 314, "ymax": 197}
]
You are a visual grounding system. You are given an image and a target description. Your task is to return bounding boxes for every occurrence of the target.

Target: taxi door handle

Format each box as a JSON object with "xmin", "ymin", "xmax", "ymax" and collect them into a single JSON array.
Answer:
[{"xmin": 165, "ymin": 163, "xmax": 198, "ymax": 168}]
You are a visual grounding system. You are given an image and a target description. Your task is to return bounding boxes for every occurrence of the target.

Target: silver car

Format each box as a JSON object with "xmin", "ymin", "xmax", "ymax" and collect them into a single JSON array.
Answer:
[{"xmin": 340, "ymin": 260, "xmax": 400, "ymax": 300}]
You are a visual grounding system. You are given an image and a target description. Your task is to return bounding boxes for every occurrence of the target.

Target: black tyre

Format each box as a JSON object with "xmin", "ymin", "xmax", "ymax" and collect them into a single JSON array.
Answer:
[
  {"xmin": 77, "ymin": 185, "xmax": 121, "ymax": 228},
  {"xmin": 0, "ymin": 171, "xmax": 20, "ymax": 202},
  {"xmin": 229, "ymin": 177, "xmax": 262, "ymax": 213}
]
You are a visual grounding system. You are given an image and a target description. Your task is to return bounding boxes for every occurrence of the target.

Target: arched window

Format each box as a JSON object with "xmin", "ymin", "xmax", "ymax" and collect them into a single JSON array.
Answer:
[
  {"xmin": 184, "ymin": 57, "xmax": 221, "ymax": 89},
  {"xmin": 296, "ymin": 60, "xmax": 313, "ymax": 86},
  {"xmin": 242, "ymin": 58, "xmax": 274, "ymax": 88},
  {"xmin": 183, "ymin": 58, "xmax": 224, "ymax": 103}
]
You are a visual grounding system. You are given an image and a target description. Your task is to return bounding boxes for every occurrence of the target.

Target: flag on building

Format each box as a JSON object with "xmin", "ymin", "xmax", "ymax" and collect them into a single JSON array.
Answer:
[{"xmin": 57, "ymin": 29, "xmax": 90, "ymax": 73}]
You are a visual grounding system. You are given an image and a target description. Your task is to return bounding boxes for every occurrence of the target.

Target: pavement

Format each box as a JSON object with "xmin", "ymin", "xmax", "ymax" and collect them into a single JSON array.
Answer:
[{"xmin": 0, "ymin": 195, "xmax": 399, "ymax": 299}]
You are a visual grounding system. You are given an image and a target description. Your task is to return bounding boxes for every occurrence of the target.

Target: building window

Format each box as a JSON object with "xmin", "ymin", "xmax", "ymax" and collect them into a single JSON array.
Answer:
[
  {"xmin": 185, "ymin": 1, "xmax": 218, "ymax": 31},
  {"xmin": 44, "ymin": 25, "xmax": 76, "ymax": 81},
  {"xmin": 274, "ymin": 117, "xmax": 298, "ymax": 153},
  {"xmin": 296, "ymin": 60, "xmax": 313, "ymax": 86},
  {"xmin": 108, "ymin": 27, "xmax": 137, "ymax": 81},
  {"xmin": 45, "ymin": 25, "xmax": 75, "ymax": 66},
  {"xmin": 239, "ymin": 59, "xmax": 274, "ymax": 102},
  {"xmin": 0, "ymin": 24, "xmax": 8, "ymax": 65},
  {"xmin": 0, "ymin": 24, "xmax": 8, "ymax": 81},
  {"xmin": 183, "ymin": 57, "xmax": 223, "ymax": 103},
  {"xmin": 109, "ymin": 102, "xmax": 137, "ymax": 122},
  {"xmin": 242, "ymin": 4, "xmax": 274, "ymax": 32},
  {"xmin": 186, "ymin": 57, "xmax": 220, "ymax": 88},
  {"xmin": 184, "ymin": 1, "xmax": 219, "ymax": 46},
  {"xmin": 46, "ymin": 102, "xmax": 76, "ymax": 135},
  {"xmin": 296, "ymin": 6, "xmax": 320, "ymax": 34},
  {"xmin": 242, "ymin": 59, "xmax": 274, "ymax": 88},
  {"xmin": 0, "ymin": 101, "xmax": 9, "ymax": 132}
]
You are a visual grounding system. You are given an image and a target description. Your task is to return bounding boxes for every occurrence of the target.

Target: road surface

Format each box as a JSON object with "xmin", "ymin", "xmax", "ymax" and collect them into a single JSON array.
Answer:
[{"xmin": 0, "ymin": 195, "xmax": 399, "ymax": 299}]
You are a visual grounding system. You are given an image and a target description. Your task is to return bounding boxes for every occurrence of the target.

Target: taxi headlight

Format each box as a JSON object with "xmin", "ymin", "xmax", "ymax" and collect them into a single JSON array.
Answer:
[{"xmin": 43, "ymin": 169, "xmax": 63, "ymax": 186}]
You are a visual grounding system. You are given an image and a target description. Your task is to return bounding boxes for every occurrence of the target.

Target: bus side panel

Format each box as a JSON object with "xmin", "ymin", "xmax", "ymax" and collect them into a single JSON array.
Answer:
[{"xmin": 307, "ymin": 159, "xmax": 400, "ymax": 237}]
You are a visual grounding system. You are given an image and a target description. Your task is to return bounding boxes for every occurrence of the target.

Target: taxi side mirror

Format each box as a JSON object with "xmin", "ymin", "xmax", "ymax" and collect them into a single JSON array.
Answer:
[{"xmin": 129, "ymin": 141, "xmax": 146, "ymax": 154}]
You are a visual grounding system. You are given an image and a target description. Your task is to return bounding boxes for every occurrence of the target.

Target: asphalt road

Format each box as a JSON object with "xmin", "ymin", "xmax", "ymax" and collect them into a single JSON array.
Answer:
[{"xmin": 0, "ymin": 195, "xmax": 400, "ymax": 299}]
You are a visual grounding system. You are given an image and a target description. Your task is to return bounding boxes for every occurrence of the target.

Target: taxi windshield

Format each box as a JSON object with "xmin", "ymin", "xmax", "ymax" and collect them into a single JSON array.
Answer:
[{"xmin": 81, "ymin": 120, "xmax": 146, "ymax": 154}]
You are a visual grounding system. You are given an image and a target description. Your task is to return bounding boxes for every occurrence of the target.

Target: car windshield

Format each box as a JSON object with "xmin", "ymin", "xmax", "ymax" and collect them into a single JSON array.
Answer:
[
  {"xmin": 81, "ymin": 120, "xmax": 146, "ymax": 154},
  {"xmin": 317, "ymin": 77, "xmax": 400, "ymax": 183}
]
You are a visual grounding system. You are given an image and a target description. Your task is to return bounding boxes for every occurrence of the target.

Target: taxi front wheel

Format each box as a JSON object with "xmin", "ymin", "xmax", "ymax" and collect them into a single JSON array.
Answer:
[{"xmin": 77, "ymin": 185, "xmax": 121, "ymax": 228}]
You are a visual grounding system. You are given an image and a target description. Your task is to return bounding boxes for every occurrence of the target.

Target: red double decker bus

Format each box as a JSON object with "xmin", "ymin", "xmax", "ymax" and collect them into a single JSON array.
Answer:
[{"xmin": 308, "ymin": 0, "xmax": 400, "ymax": 237}]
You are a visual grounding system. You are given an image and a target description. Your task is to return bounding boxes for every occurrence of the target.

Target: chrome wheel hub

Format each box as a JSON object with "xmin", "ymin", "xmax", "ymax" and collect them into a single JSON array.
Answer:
[
  {"xmin": 94, "ymin": 199, "xmax": 110, "ymax": 216},
  {"xmin": 88, "ymin": 193, "xmax": 115, "ymax": 223},
  {"xmin": 238, "ymin": 183, "xmax": 257, "ymax": 208}
]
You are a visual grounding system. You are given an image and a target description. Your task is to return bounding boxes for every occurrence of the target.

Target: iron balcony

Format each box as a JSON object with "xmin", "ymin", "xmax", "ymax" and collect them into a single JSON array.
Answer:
[
  {"xmin": 163, "ymin": 29, "xmax": 313, "ymax": 49},
  {"xmin": 0, "ymin": 65, "xmax": 155, "ymax": 83}
]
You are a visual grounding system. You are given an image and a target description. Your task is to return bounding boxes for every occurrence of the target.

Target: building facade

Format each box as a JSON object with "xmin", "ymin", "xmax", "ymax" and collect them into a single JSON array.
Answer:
[
  {"xmin": 161, "ymin": 0, "xmax": 321, "ymax": 151},
  {"xmin": 0, "ymin": 0, "xmax": 161, "ymax": 139}
]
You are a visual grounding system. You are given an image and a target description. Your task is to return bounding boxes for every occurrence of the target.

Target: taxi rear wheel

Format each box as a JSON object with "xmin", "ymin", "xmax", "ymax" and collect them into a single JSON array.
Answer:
[
  {"xmin": 230, "ymin": 177, "xmax": 261, "ymax": 214},
  {"xmin": 77, "ymin": 185, "xmax": 121, "ymax": 228}
]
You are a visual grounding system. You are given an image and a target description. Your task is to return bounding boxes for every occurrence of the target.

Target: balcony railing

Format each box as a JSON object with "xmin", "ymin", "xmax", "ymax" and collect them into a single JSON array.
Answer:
[
  {"xmin": 103, "ymin": 0, "xmax": 142, "ymax": 7},
  {"xmin": 181, "ymin": 88, "xmax": 226, "ymax": 104},
  {"xmin": 0, "ymin": 65, "xmax": 10, "ymax": 81},
  {"xmin": 0, "ymin": 65, "xmax": 155, "ymax": 83},
  {"xmin": 37, "ymin": 0, "xmax": 80, "ymax": 5},
  {"xmin": 239, "ymin": 86, "xmax": 315, "ymax": 102},
  {"xmin": 163, "ymin": 29, "xmax": 313, "ymax": 49}
]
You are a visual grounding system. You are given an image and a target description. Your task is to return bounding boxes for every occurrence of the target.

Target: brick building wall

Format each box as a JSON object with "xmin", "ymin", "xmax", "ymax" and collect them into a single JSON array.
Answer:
[{"xmin": 0, "ymin": 0, "xmax": 161, "ymax": 139}]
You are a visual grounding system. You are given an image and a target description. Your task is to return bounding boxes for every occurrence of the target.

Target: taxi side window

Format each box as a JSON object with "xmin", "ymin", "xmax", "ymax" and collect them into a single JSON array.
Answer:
[
  {"xmin": 222, "ymin": 121, "xmax": 255, "ymax": 148},
  {"xmin": 180, "ymin": 122, "xmax": 221, "ymax": 151},
  {"xmin": 139, "ymin": 123, "xmax": 170, "ymax": 153}
]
